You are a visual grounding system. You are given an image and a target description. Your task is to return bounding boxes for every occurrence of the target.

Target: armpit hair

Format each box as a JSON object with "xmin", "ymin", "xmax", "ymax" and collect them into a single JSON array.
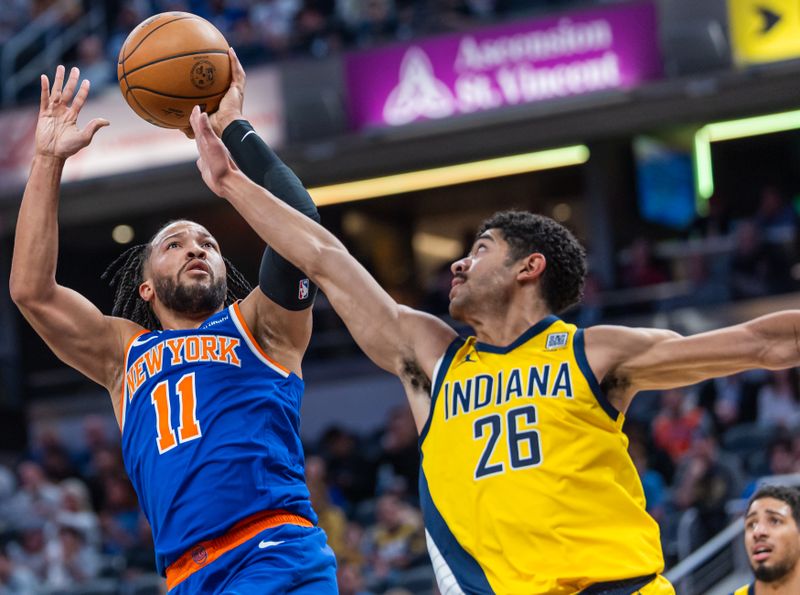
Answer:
[
  {"xmin": 600, "ymin": 371, "xmax": 631, "ymax": 397},
  {"xmin": 401, "ymin": 358, "xmax": 432, "ymax": 395}
]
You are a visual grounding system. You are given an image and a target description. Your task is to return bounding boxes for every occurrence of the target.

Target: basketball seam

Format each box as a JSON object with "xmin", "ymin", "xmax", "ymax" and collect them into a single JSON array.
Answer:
[
  {"xmin": 126, "ymin": 87, "xmax": 226, "ymax": 100},
  {"xmin": 123, "ymin": 49, "xmax": 229, "ymax": 77},
  {"xmin": 125, "ymin": 88, "xmax": 175, "ymax": 127},
  {"xmin": 118, "ymin": 15, "xmax": 195, "ymax": 64}
]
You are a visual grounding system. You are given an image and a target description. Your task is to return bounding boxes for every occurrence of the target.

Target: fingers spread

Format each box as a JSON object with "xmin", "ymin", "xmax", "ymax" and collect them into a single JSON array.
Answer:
[
  {"xmin": 40, "ymin": 75, "xmax": 50, "ymax": 112},
  {"xmin": 62, "ymin": 67, "xmax": 80, "ymax": 104},
  {"xmin": 69, "ymin": 79, "xmax": 91, "ymax": 116},
  {"xmin": 52, "ymin": 65, "xmax": 66, "ymax": 103}
]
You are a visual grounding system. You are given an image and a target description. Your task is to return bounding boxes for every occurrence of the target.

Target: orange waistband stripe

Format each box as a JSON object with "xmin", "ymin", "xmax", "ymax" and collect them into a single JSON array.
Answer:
[{"xmin": 165, "ymin": 509, "xmax": 313, "ymax": 591}]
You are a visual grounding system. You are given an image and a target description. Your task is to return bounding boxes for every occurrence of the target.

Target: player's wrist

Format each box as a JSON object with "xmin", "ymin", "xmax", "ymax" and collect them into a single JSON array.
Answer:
[
  {"xmin": 33, "ymin": 152, "xmax": 67, "ymax": 166},
  {"xmin": 213, "ymin": 111, "xmax": 244, "ymax": 137}
]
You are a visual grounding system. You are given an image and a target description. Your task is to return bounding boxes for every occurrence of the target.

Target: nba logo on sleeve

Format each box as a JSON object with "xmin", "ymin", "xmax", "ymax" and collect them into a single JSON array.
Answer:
[
  {"xmin": 545, "ymin": 332, "xmax": 568, "ymax": 350},
  {"xmin": 298, "ymin": 279, "xmax": 310, "ymax": 300}
]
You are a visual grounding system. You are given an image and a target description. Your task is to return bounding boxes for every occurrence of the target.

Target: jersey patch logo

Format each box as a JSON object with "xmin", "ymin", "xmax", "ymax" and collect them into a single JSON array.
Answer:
[
  {"xmin": 545, "ymin": 332, "xmax": 569, "ymax": 350},
  {"xmin": 298, "ymin": 278, "xmax": 310, "ymax": 300}
]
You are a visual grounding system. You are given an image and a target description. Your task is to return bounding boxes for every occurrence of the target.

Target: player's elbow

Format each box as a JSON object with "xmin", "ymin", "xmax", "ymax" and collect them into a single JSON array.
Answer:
[{"xmin": 9, "ymin": 272, "xmax": 55, "ymax": 310}]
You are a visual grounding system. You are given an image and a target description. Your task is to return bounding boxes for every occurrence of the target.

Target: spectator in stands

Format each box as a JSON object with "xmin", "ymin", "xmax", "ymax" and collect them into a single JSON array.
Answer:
[
  {"xmin": 250, "ymin": 0, "xmax": 301, "ymax": 57},
  {"xmin": 730, "ymin": 220, "xmax": 793, "ymax": 299},
  {"xmin": 46, "ymin": 522, "xmax": 101, "ymax": 590},
  {"xmin": 756, "ymin": 368, "xmax": 800, "ymax": 431},
  {"xmin": 76, "ymin": 33, "xmax": 112, "ymax": 86},
  {"xmin": 697, "ymin": 373, "xmax": 745, "ymax": 432},
  {"xmin": 629, "ymin": 437, "xmax": 667, "ymax": 524},
  {"xmin": 307, "ymin": 454, "xmax": 349, "ymax": 555},
  {"xmin": 756, "ymin": 185, "xmax": 798, "ymax": 245},
  {"xmin": 57, "ymin": 478, "xmax": 101, "ymax": 548},
  {"xmin": 98, "ymin": 474, "xmax": 140, "ymax": 556},
  {"xmin": 735, "ymin": 485, "xmax": 800, "ymax": 595},
  {"xmin": 375, "ymin": 406, "xmax": 420, "ymax": 499},
  {"xmin": 651, "ymin": 387, "xmax": 709, "ymax": 464},
  {"xmin": 688, "ymin": 193, "xmax": 732, "ymax": 239},
  {"xmin": 673, "ymin": 426, "xmax": 742, "ymax": 547},
  {"xmin": 338, "ymin": 561, "xmax": 375, "ymax": 595},
  {"xmin": 29, "ymin": 426, "xmax": 78, "ymax": 482},
  {"xmin": 6, "ymin": 519, "xmax": 49, "ymax": 585},
  {"xmin": 7, "ymin": 461, "xmax": 61, "ymax": 529},
  {"xmin": 73, "ymin": 414, "xmax": 114, "ymax": 477},
  {"xmin": 319, "ymin": 426, "xmax": 375, "ymax": 509},
  {"xmin": 742, "ymin": 436, "xmax": 800, "ymax": 500},
  {"xmin": 362, "ymin": 493, "xmax": 426, "ymax": 591},
  {"xmin": 619, "ymin": 237, "xmax": 670, "ymax": 289},
  {"xmin": 0, "ymin": 543, "xmax": 38, "ymax": 595}
]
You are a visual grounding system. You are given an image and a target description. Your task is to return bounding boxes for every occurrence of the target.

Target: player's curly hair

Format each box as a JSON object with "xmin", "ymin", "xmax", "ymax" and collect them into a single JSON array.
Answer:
[
  {"xmin": 748, "ymin": 484, "xmax": 800, "ymax": 526},
  {"xmin": 101, "ymin": 222, "xmax": 253, "ymax": 330},
  {"xmin": 478, "ymin": 211, "xmax": 586, "ymax": 314}
]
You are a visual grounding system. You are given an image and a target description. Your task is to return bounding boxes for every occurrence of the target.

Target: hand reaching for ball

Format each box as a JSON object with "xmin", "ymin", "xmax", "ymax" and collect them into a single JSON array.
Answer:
[
  {"xmin": 36, "ymin": 65, "xmax": 109, "ymax": 160},
  {"xmin": 190, "ymin": 105, "xmax": 241, "ymax": 197},
  {"xmin": 182, "ymin": 47, "xmax": 245, "ymax": 139}
]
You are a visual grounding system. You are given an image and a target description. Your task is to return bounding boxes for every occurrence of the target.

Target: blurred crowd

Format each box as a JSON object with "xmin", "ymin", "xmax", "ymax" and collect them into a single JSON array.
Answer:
[
  {"xmin": 0, "ymin": 406, "xmax": 437, "ymax": 594},
  {"xmin": 3, "ymin": 364, "xmax": 800, "ymax": 593},
  {"xmin": 0, "ymin": 0, "xmax": 586, "ymax": 98}
]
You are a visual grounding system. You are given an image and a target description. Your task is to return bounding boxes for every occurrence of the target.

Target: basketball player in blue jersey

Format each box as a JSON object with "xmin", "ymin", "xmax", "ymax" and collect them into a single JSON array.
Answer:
[
  {"xmin": 191, "ymin": 103, "xmax": 800, "ymax": 595},
  {"xmin": 10, "ymin": 57, "xmax": 337, "ymax": 593},
  {"xmin": 732, "ymin": 485, "xmax": 800, "ymax": 595}
]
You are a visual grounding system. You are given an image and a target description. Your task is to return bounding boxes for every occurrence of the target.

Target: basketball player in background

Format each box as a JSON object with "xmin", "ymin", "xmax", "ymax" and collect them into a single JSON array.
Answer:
[
  {"xmin": 10, "ymin": 57, "xmax": 337, "ymax": 593},
  {"xmin": 733, "ymin": 485, "xmax": 800, "ymax": 595},
  {"xmin": 192, "ymin": 99, "xmax": 800, "ymax": 594}
]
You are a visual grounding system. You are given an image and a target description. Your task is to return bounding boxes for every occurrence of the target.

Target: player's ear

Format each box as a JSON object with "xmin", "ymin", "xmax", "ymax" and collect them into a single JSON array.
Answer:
[
  {"xmin": 139, "ymin": 280, "xmax": 154, "ymax": 303},
  {"xmin": 517, "ymin": 253, "xmax": 546, "ymax": 282}
]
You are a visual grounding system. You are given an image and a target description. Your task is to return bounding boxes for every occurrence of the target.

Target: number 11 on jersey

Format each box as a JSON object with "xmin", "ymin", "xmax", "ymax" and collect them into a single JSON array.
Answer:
[{"xmin": 151, "ymin": 373, "xmax": 202, "ymax": 453}]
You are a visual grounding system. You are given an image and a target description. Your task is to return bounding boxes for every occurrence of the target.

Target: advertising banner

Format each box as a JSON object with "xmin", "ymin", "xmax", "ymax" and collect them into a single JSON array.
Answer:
[
  {"xmin": 345, "ymin": 1, "xmax": 662, "ymax": 130},
  {"xmin": 0, "ymin": 67, "xmax": 284, "ymax": 195},
  {"xmin": 729, "ymin": 0, "xmax": 800, "ymax": 65}
]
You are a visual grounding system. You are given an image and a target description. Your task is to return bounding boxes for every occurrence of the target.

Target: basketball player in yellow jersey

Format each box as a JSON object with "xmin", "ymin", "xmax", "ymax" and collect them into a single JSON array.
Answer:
[
  {"xmin": 190, "ymin": 104, "xmax": 800, "ymax": 594},
  {"xmin": 732, "ymin": 485, "xmax": 800, "ymax": 595}
]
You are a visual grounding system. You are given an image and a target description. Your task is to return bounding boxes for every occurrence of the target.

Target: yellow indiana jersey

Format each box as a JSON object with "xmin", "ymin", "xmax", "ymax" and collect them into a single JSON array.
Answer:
[
  {"xmin": 732, "ymin": 584, "xmax": 754, "ymax": 595},
  {"xmin": 419, "ymin": 316, "xmax": 671, "ymax": 594}
]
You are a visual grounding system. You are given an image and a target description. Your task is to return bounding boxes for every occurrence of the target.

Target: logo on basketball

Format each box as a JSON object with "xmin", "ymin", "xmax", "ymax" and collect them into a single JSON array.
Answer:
[
  {"xmin": 190, "ymin": 61, "xmax": 216, "ymax": 89},
  {"xmin": 191, "ymin": 545, "xmax": 208, "ymax": 565}
]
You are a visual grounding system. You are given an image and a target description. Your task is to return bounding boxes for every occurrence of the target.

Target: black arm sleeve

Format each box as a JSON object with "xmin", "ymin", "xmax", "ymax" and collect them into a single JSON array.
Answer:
[{"xmin": 222, "ymin": 119, "xmax": 319, "ymax": 310}]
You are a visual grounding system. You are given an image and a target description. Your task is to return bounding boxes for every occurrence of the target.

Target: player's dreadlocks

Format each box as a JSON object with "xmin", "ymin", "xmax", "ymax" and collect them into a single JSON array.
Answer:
[{"xmin": 101, "ymin": 229, "xmax": 253, "ymax": 330}]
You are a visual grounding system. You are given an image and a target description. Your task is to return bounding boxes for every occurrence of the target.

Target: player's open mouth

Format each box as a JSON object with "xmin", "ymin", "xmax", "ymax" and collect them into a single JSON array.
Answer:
[
  {"xmin": 752, "ymin": 544, "xmax": 772, "ymax": 562},
  {"xmin": 184, "ymin": 260, "xmax": 210, "ymax": 274}
]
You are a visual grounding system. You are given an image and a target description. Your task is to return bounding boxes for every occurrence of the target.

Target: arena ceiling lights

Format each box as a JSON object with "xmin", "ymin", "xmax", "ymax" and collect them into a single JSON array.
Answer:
[
  {"xmin": 694, "ymin": 108, "xmax": 800, "ymax": 205},
  {"xmin": 307, "ymin": 145, "xmax": 590, "ymax": 206}
]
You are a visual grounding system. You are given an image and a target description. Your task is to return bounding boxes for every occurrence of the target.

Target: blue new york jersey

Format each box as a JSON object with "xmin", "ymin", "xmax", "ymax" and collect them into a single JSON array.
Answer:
[{"xmin": 119, "ymin": 302, "xmax": 316, "ymax": 575}]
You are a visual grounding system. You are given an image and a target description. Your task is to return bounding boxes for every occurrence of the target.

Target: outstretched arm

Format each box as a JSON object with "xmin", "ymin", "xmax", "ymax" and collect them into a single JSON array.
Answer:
[
  {"xmin": 190, "ymin": 107, "xmax": 456, "ymax": 382},
  {"xmin": 208, "ymin": 48, "xmax": 319, "ymax": 374},
  {"xmin": 9, "ymin": 66, "xmax": 141, "ymax": 411},
  {"xmin": 586, "ymin": 311, "xmax": 800, "ymax": 409}
]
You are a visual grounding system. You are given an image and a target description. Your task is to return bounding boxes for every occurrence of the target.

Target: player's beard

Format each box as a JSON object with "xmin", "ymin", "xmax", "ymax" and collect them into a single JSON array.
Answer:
[
  {"xmin": 754, "ymin": 558, "xmax": 794, "ymax": 583},
  {"xmin": 155, "ymin": 271, "xmax": 226, "ymax": 316}
]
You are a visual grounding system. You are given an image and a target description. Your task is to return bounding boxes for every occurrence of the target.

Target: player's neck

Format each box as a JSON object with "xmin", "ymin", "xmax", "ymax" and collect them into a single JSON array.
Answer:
[
  {"xmin": 469, "ymin": 301, "xmax": 553, "ymax": 347},
  {"xmin": 756, "ymin": 565, "xmax": 800, "ymax": 594},
  {"xmin": 156, "ymin": 306, "xmax": 221, "ymax": 330}
]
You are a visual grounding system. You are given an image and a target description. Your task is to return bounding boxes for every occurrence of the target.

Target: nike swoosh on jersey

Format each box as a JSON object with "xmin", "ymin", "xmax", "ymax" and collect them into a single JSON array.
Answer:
[
  {"xmin": 241, "ymin": 130, "xmax": 257, "ymax": 142},
  {"xmin": 258, "ymin": 540, "xmax": 285, "ymax": 549},
  {"xmin": 131, "ymin": 334, "xmax": 160, "ymax": 347}
]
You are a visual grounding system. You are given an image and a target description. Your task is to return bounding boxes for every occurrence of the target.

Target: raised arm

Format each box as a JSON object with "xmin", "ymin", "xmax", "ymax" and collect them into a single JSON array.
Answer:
[
  {"xmin": 207, "ymin": 48, "xmax": 320, "ymax": 374},
  {"xmin": 9, "ymin": 66, "xmax": 141, "ymax": 412},
  {"xmin": 190, "ymin": 107, "xmax": 456, "ymax": 383},
  {"xmin": 585, "ymin": 311, "xmax": 800, "ymax": 410}
]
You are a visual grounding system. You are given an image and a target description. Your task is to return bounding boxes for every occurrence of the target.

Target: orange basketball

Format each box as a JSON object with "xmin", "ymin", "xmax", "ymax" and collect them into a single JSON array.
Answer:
[{"xmin": 117, "ymin": 12, "xmax": 231, "ymax": 129}]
